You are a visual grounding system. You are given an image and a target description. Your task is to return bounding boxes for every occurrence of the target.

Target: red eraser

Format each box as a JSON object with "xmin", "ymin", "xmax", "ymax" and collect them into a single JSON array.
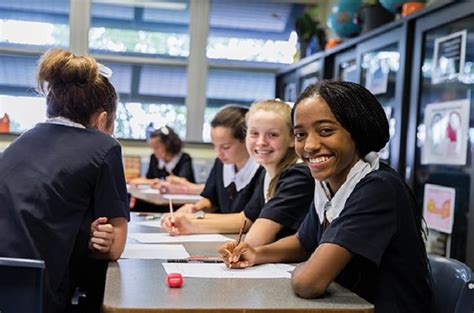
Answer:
[{"xmin": 166, "ymin": 272, "xmax": 183, "ymax": 288}]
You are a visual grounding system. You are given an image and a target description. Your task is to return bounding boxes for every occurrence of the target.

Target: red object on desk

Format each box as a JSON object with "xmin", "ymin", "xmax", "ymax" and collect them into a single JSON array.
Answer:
[
  {"xmin": 166, "ymin": 273, "xmax": 183, "ymax": 288},
  {"xmin": 0, "ymin": 113, "xmax": 10, "ymax": 133}
]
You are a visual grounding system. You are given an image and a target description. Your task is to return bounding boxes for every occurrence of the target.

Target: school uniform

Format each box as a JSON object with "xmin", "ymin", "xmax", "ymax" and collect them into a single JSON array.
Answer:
[
  {"xmin": 244, "ymin": 162, "xmax": 314, "ymax": 239},
  {"xmin": 0, "ymin": 120, "xmax": 130, "ymax": 313},
  {"xmin": 146, "ymin": 152, "xmax": 195, "ymax": 183},
  {"xmin": 201, "ymin": 158, "xmax": 262, "ymax": 213},
  {"xmin": 297, "ymin": 154, "xmax": 431, "ymax": 313}
]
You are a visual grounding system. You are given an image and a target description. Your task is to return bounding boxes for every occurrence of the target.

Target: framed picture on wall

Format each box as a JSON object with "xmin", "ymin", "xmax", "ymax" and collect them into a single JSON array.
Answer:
[
  {"xmin": 421, "ymin": 99, "xmax": 470, "ymax": 165},
  {"xmin": 423, "ymin": 183, "xmax": 456, "ymax": 234},
  {"xmin": 432, "ymin": 30, "xmax": 467, "ymax": 84}
]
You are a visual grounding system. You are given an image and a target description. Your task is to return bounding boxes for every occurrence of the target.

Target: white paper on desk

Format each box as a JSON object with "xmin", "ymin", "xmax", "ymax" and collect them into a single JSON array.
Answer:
[
  {"xmin": 128, "ymin": 233, "xmax": 232, "ymax": 243},
  {"xmin": 161, "ymin": 194, "xmax": 202, "ymax": 201},
  {"xmin": 162, "ymin": 263, "xmax": 295, "ymax": 279},
  {"xmin": 135, "ymin": 220, "xmax": 162, "ymax": 228},
  {"xmin": 121, "ymin": 243, "xmax": 189, "ymax": 259},
  {"xmin": 140, "ymin": 188, "xmax": 160, "ymax": 194}
]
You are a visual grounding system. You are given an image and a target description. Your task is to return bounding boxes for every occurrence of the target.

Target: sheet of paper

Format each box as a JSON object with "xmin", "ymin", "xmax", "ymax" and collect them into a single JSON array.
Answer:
[
  {"xmin": 128, "ymin": 233, "xmax": 233, "ymax": 243},
  {"xmin": 162, "ymin": 194, "xmax": 202, "ymax": 201},
  {"xmin": 135, "ymin": 220, "xmax": 162, "ymax": 228},
  {"xmin": 140, "ymin": 188, "xmax": 160, "ymax": 194},
  {"xmin": 126, "ymin": 184, "xmax": 150, "ymax": 190},
  {"xmin": 162, "ymin": 263, "xmax": 295, "ymax": 279},
  {"xmin": 121, "ymin": 243, "xmax": 189, "ymax": 259}
]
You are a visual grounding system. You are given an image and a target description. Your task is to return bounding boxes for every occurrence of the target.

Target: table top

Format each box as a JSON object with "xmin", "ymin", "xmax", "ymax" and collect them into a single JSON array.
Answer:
[
  {"xmin": 128, "ymin": 186, "xmax": 201, "ymax": 206},
  {"xmin": 102, "ymin": 215, "xmax": 374, "ymax": 313}
]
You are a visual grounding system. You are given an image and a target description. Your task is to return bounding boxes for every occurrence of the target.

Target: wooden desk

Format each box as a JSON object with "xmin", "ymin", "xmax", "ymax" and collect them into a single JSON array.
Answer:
[
  {"xmin": 128, "ymin": 186, "xmax": 201, "ymax": 206},
  {"xmin": 102, "ymin": 216, "xmax": 374, "ymax": 313}
]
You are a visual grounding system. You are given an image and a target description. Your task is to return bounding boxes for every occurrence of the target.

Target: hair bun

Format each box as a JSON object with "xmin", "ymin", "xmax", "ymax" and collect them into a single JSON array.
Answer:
[{"xmin": 37, "ymin": 48, "xmax": 99, "ymax": 88}]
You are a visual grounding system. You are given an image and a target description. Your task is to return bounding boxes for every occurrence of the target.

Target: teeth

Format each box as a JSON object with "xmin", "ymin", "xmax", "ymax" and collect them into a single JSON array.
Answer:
[{"xmin": 309, "ymin": 156, "xmax": 329, "ymax": 164}]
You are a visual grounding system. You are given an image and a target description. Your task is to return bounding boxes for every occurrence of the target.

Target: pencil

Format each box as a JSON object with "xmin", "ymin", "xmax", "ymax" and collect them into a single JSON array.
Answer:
[
  {"xmin": 236, "ymin": 220, "xmax": 247, "ymax": 245},
  {"xmin": 169, "ymin": 198, "xmax": 175, "ymax": 228}
]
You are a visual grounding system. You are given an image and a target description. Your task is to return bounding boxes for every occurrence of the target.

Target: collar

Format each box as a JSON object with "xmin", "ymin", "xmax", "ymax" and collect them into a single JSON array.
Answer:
[
  {"xmin": 158, "ymin": 152, "xmax": 182, "ymax": 173},
  {"xmin": 314, "ymin": 152, "xmax": 380, "ymax": 225},
  {"xmin": 45, "ymin": 116, "xmax": 86, "ymax": 129},
  {"xmin": 222, "ymin": 157, "xmax": 260, "ymax": 192},
  {"xmin": 263, "ymin": 171, "xmax": 271, "ymax": 203}
]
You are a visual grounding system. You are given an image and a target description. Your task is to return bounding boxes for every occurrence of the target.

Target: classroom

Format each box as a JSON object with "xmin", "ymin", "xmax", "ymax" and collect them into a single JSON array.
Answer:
[{"xmin": 0, "ymin": 0, "xmax": 473, "ymax": 312}]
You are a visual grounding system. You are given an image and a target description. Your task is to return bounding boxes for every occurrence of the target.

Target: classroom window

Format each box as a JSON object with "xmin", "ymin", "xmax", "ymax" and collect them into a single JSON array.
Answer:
[
  {"xmin": 202, "ymin": 0, "xmax": 297, "ymax": 141},
  {"xmin": 0, "ymin": 0, "xmax": 69, "ymax": 49},
  {"xmin": 0, "ymin": 95, "xmax": 46, "ymax": 133},
  {"xmin": 115, "ymin": 101, "xmax": 186, "ymax": 140},
  {"xmin": 90, "ymin": 1, "xmax": 190, "ymax": 140},
  {"xmin": 207, "ymin": 0, "xmax": 299, "ymax": 64},
  {"xmin": 202, "ymin": 68, "xmax": 274, "ymax": 142},
  {"xmin": 89, "ymin": 1, "xmax": 189, "ymax": 58},
  {"xmin": 100, "ymin": 61, "xmax": 187, "ymax": 139}
]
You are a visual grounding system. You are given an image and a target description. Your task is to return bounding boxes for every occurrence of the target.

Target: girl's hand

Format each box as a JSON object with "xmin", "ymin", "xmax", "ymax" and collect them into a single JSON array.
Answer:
[
  {"xmin": 158, "ymin": 182, "xmax": 188, "ymax": 194},
  {"xmin": 89, "ymin": 217, "xmax": 114, "ymax": 253},
  {"xmin": 161, "ymin": 213, "xmax": 193, "ymax": 235},
  {"xmin": 218, "ymin": 241, "xmax": 256, "ymax": 269}
]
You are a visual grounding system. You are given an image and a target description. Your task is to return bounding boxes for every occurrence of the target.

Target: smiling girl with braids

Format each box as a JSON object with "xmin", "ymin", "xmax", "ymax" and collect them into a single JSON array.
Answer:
[{"xmin": 219, "ymin": 81, "xmax": 432, "ymax": 313}]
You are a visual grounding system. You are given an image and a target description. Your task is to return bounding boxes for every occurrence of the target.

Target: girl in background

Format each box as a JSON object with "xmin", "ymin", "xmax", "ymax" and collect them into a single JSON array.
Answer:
[
  {"xmin": 219, "ymin": 81, "xmax": 432, "ymax": 313},
  {"xmin": 130, "ymin": 125, "xmax": 195, "ymax": 185},
  {"xmin": 162, "ymin": 100, "xmax": 314, "ymax": 247},
  {"xmin": 0, "ymin": 48, "xmax": 129, "ymax": 313}
]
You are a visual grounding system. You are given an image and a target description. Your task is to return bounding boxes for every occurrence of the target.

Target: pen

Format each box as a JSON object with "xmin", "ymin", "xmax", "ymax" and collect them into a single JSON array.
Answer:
[{"xmin": 236, "ymin": 220, "xmax": 247, "ymax": 246}]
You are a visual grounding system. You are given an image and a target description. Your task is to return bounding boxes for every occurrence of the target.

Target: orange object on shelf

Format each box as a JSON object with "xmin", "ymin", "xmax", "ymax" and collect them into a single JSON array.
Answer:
[
  {"xmin": 0, "ymin": 113, "xmax": 10, "ymax": 133},
  {"xmin": 402, "ymin": 2, "xmax": 425, "ymax": 17},
  {"xmin": 325, "ymin": 38, "xmax": 343, "ymax": 50}
]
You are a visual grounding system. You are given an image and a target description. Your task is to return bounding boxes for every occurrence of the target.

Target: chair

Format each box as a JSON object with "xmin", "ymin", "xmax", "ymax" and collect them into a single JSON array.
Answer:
[
  {"xmin": 0, "ymin": 257, "xmax": 45, "ymax": 313},
  {"xmin": 428, "ymin": 254, "xmax": 474, "ymax": 313}
]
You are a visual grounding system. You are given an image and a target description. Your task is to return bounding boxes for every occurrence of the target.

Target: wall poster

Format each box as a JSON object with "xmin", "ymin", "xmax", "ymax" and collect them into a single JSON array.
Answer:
[
  {"xmin": 423, "ymin": 183, "xmax": 456, "ymax": 234},
  {"xmin": 421, "ymin": 99, "xmax": 470, "ymax": 165},
  {"xmin": 432, "ymin": 30, "xmax": 467, "ymax": 84}
]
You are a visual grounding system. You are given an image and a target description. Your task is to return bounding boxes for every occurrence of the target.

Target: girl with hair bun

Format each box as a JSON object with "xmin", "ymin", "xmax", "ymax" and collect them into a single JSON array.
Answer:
[
  {"xmin": 219, "ymin": 81, "xmax": 432, "ymax": 313},
  {"xmin": 0, "ymin": 48, "xmax": 129, "ymax": 313}
]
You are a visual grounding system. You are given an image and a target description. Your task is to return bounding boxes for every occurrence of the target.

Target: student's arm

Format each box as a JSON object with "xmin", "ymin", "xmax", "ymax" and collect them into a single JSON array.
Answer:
[
  {"xmin": 158, "ymin": 179, "xmax": 204, "ymax": 195},
  {"xmin": 176, "ymin": 197, "xmax": 212, "ymax": 213},
  {"xmin": 244, "ymin": 218, "xmax": 282, "ymax": 247},
  {"xmin": 89, "ymin": 217, "xmax": 128, "ymax": 260},
  {"xmin": 218, "ymin": 234, "xmax": 310, "ymax": 268},
  {"xmin": 291, "ymin": 243, "xmax": 352, "ymax": 298},
  {"xmin": 161, "ymin": 211, "xmax": 251, "ymax": 235}
]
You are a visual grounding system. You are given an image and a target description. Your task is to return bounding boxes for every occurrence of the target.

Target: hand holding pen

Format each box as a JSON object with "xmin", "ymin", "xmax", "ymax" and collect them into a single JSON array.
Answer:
[
  {"xmin": 218, "ymin": 220, "xmax": 256, "ymax": 269},
  {"xmin": 160, "ymin": 212, "xmax": 193, "ymax": 235}
]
